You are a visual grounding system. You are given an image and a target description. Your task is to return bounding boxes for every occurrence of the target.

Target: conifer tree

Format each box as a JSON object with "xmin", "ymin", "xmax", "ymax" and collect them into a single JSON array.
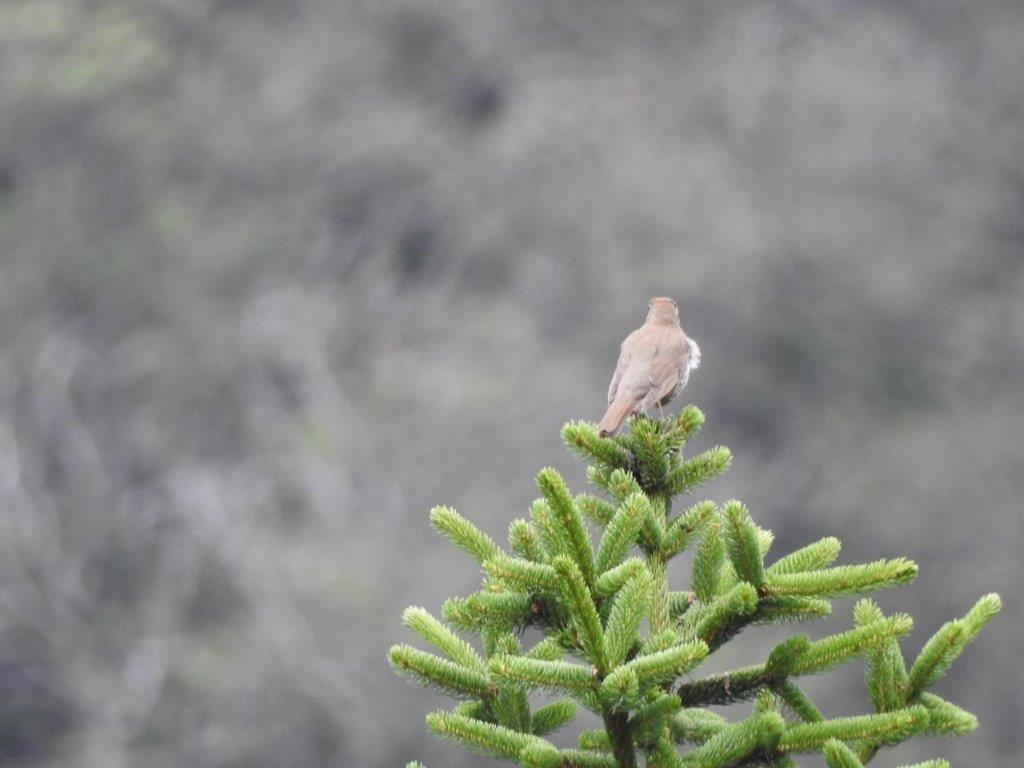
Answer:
[{"xmin": 389, "ymin": 407, "xmax": 999, "ymax": 768}]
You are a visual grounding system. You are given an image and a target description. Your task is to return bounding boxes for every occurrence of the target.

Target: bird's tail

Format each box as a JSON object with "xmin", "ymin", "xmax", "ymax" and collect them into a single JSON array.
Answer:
[{"xmin": 598, "ymin": 398, "xmax": 636, "ymax": 437}]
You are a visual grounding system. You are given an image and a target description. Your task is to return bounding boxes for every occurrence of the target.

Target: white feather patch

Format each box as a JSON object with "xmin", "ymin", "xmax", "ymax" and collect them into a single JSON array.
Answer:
[{"xmin": 687, "ymin": 338, "xmax": 701, "ymax": 370}]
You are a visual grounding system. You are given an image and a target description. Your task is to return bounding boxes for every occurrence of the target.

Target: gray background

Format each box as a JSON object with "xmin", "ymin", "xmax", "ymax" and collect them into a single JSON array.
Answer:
[{"xmin": 0, "ymin": 1, "xmax": 1021, "ymax": 766}]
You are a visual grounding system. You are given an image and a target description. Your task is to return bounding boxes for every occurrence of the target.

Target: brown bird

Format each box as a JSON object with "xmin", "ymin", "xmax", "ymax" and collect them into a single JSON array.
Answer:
[{"xmin": 598, "ymin": 297, "xmax": 700, "ymax": 437}]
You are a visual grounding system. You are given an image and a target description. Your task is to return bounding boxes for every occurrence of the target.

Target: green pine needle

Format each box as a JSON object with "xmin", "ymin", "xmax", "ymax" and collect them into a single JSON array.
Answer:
[
  {"xmin": 767, "ymin": 537, "xmax": 842, "ymax": 576},
  {"xmin": 668, "ymin": 708, "xmax": 727, "ymax": 745},
  {"xmin": 774, "ymin": 680, "xmax": 824, "ymax": 723},
  {"xmin": 552, "ymin": 555, "xmax": 608, "ymax": 672},
  {"xmin": 821, "ymin": 738, "xmax": 864, "ymax": 768},
  {"xmin": 665, "ymin": 446, "xmax": 732, "ymax": 496},
  {"xmin": 618, "ymin": 640, "xmax": 708, "ymax": 688},
  {"xmin": 788, "ymin": 615, "xmax": 913, "ymax": 675},
  {"xmin": 509, "ymin": 519, "xmax": 546, "ymax": 562},
  {"xmin": 663, "ymin": 500, "xmax": 716, "ymax": 558},
  {"xmin": 578, "ymin": 729, "xmax": 612, "ymax": 751},
  {"xmin": 765, "ymin": 558, "xmax": 918, "ymax": 598},
  {"xmin": 629, "ymin": 692, "xmax": 682, "ymax": 735},
  {"xmin": 562, "ymin": 421, "xmax": 632, "ymax": 471},
  {"xmin": 389, "ymin": 645, "xmax": 493, "ymax": 698},
  {"xmin": 538, "ymin": 469, "xmax": 597, "ymax": 585},
  {"xmin": 681, "ymin": 712, "xmax": 785, "ymax": 768},
  {"xmin": 595, "ymin": 557, "xmax": 649, "ymax": 598},
  {"xmin": 426, "ymin": 710, "xmax": 545, "ymax": 759},
  {"xmin": 906, "ymin": 593, "xmax": 1001, "ymax": 699},
  {"xmin": 721, "ymin": 501, "xmax": 765, "ymax": 587},
  {"xmin": 599, "ymin": 666, "xmax": 640, "ymax": 710},
  {"xmin": 681, "ymin": 582, "xmax": 759, "ymax": 649},
  {"xmin": 485, "ymin": 555, "xmax": 559, "ymax": 593},
  {"xmin": 531, "ymin": 700, "xmax": 578, "ymax": 735},
  {"xmin": 754, "ymin": 595, "xmax": 832, "ymax": 624},
  {"xmin": 604, "ymin": 468, "xmax": 644, "ymax": 505},
  {"xmin": 577, "ymin": 494, "xmax": 619, "ymax": 527},
  {"xmin": 777, "ymin": 705, "xmax": 929, "ymax": 753},
  {"xmin": 692, "ymin": 520, "xmax": 725, "ymax": 602},
  {"xmin": 604, "ymin": 570, "xmax": 654, "ymax": 666},
  {"xmin": 489, "ymin": 654, "xmax": 596, "ymax": 693},
  {"xmin": 402, "ymin": 607, "xmax": 485, "ymax": 670},
  {"xmin": 442, "ymin": 592, "xmax": 534, "ymax": 631},
  {"xmin": 918, "ymin": 692, "xmax": 978, "ymax": 735},
  {"xmin": 596, "ymin": 493, "xmax": 650, "ymax": 574},
  {"xmin": 430, "ymin": 506, "xmax": 500, "ymax": 564}
]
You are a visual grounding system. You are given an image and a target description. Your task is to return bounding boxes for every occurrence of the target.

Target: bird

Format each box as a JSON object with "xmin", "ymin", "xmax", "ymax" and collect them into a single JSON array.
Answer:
[{"xmin": 598, "ymin": 297, "xmax": 700, "ymax": 437}]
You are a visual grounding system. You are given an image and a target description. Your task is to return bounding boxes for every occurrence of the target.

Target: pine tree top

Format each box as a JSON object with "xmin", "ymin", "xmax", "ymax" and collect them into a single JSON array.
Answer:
[{"xmin": 391, "ymin": 409, "xmax": 1000, "ymax": 768}]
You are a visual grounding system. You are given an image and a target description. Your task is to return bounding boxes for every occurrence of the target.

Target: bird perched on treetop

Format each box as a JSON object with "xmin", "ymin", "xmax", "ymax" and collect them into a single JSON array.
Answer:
[{"xmin": 598, "ymin": 298, "xmax": 700, "ymax": 437}]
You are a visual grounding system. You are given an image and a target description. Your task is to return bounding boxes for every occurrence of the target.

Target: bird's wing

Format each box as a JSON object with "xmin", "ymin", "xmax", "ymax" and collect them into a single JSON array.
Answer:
[
  {"xmin": 648, "ymin": 331, "xmax": 691, "ymax": 407},
  {"xmin": 647, "ymin": 345, "xmax": 681, "ymax": 406},
  {"xmin": 607, "ymin": 331, "xmax": 639, "ymax": 405}
]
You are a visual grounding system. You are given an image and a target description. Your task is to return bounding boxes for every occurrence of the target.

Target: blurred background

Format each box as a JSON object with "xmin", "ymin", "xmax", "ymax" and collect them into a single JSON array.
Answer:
[{"xmin": 0, "ymin": 1, "xmax": 1022, "ymax": 766}]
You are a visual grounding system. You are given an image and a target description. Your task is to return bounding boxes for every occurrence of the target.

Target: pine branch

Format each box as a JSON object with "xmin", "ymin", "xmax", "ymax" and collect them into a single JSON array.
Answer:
[
  {"xmin": 906, "ymin": 593, "xmax": 1001, "ymax": 700},
  {"xmin": 776, "ymin": 706, "xmax": 929, "ymax": 753},
  {"xmin": 443, "ymin": 592, "xmax": 533, "ymax": 631},
  {"xmin": 603, "ymin": 468, "xmax": 645, "ymax": 505},
  {"xmin": 918, "ymin": 692, "xmax": 977, "ymax": 736},
  {"xmin": 772, "ymin": 680, "xmax": 823, "ymax": 723},
  {"xmin": 692, "ymin": 520, "xmax": 725, "ymax": 602},
  {"xmin": 616, "ymin": 640, "xmax": 708, "ymax": 689},
  {"xmin": 648, "ymin": 732, "xmax": 687, "ymax": 768},
  {"xmin": 764, "ymin": 558, "xmax": 918, "ymax": 598},
  {"xmin": 526, "ymin": 636, "xmax": 565, "ymax": 661},
  {"xmin": 599, "ymin": 666, "xmax": 640, "ymax": 710},
  {"xmin": 426, "ymin": 710, "xmax": 546, "ymax": 759},
  {"xmin": 485, "ymin": 555, "xmax": 559, "ymax": 593},
  {"xmin": 577, "ymin": 494, "xmax": 620, "ymax": 527},
  {"xmin": 767, "ymin": 537, "xmax": 841, "ymax": 576},
  {"xmin": 787, "ymin": 616, "xmax": 913, "ymax": 675},
  {"xmin": 679, "ymin": 582, "xmax": 759, "ymax": 650},
  {"xmin": 668, "ymin": 590, "xmax": 697, "ymax": 622},
  {"xmin": 510, "ymin": 518, "xmax": 547, "ymax": 562},
  {"xmin": 664, "ymin": 500, "xmax": 716, "ymax": 558},
  {"xmin": 665, "ymin": 446, "xmax": 732, "ymax": 496},
  {"xmin": 389, "ymin": 645, "xmax": 494, "ymax": 698},
  {"xmin": 563, "ymin": 421, "xmax": 632, "ymax": 472},
  {"xmin": 630, "ymin": 693, "xmax": 682, "ymax": 737},
  {"xmin": 402, "ymin": 607, "xmax": 485, "ymax": 670},
  {"xmin": 579, "ymin": 730, "xmax": 613, "ymax": 751},
  {"xmin": 532, "ymin": 700, "xmax": 578, "ymax": 735},
  {"xmin": 430, "ymin": 506, "xmax": 500, "ymax": 564},
  {"xmin": 668, "ymin": 708, "xmax": 728, "ymax": 745},
  {"xmin": 621, "ymin": 418, "xmax": 671, "ymax": 491},
  {"xmin": 538, "ymin": 469, "xmax": 597, "ymax": 585},
  {"xmin": 680, "ymin": 712, "xmax": 785, "ymax": 768},
  {"xmin": 490, "ymin": 654, "xmax": 596, "ymax": 693},
  {"xmin": 671, "ymin": 405, "xmax": 706, "ymax": 443},
  {"xmin": 821, "ymin": 739, "xmax": 864, "ymax": 768},
  {"xmin": 721, "ymin": 501, "xmax": 765, "ymax": 587},
  {"xmin": 854, "ymin": 598, "xmax": 907, "ymax": 713},
  {"xmin": 753, "ymin": 596, "xmax": 831, "ymax": 624},
  {"xmin": 553, "ymin": 555, "xmax": 608, "ymax": 672},
  {"xmin": 676, "ymin": 664, "xmax": 773, "ymax": 706},
  {"xmin": 647, "ymin": 554, "xmax": 671, "ymax": 635},
  {"xmin": 597, "ymin": 493, "xmax": 650, "ymax": 574},
  {"xmin": 604, "ymin": 569, "xmax": 654, "ymax": 666},
  {"xmin": 595, "ymin": 557, "xmax": 649, "ymax": 598}
]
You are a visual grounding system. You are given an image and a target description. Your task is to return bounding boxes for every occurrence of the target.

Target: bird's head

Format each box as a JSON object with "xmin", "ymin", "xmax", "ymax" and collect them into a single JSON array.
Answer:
[{"xmin": 647, "ymin": 297, "xmax": 679, "ymax": 325}]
